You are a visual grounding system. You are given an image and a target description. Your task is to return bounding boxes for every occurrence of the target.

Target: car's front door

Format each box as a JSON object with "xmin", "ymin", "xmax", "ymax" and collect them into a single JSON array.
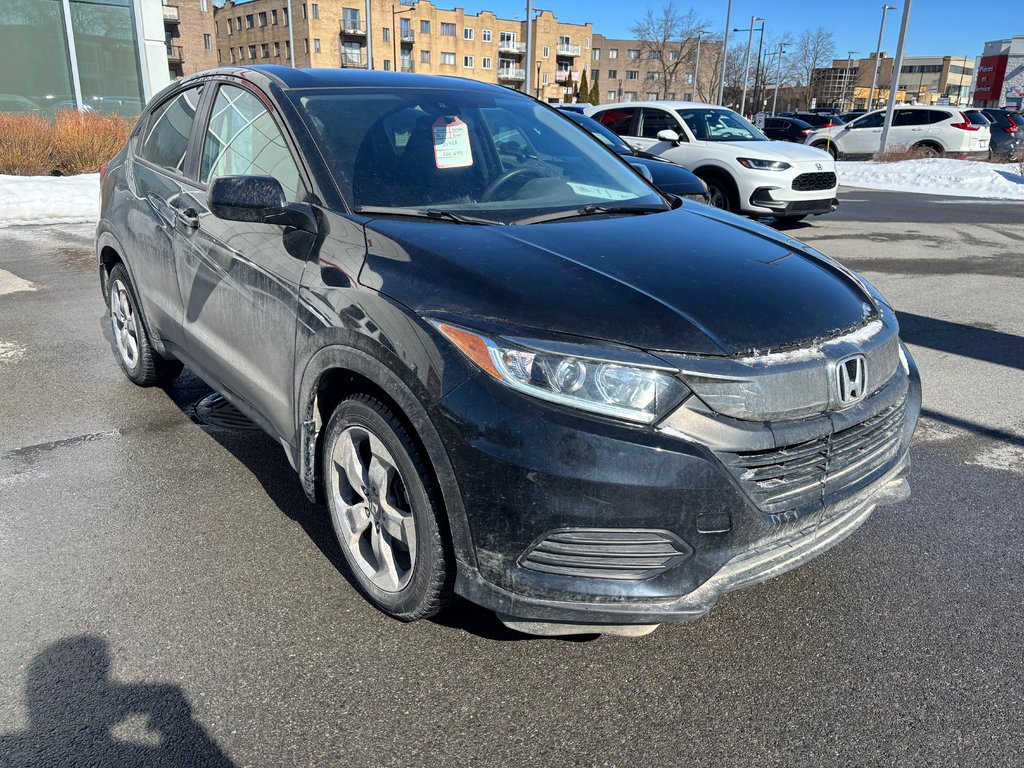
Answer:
[
  {"xmin": 631, "ymin": 107, "xmax": 689, "ymax": 162},
  {"xmin": 839, "ymin": 111, "xmax": 885, "ymax": 154},
  {"xmin": 171, "ymin": 82, "xmax": 315, "ymax": 440}
]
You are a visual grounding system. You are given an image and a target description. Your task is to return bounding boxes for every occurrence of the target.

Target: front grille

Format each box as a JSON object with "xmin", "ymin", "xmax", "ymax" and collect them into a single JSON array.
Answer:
[
  {"xmin": 792, "ymin": 172, "xmax": 837, "ymax": 192},
  {"xmin": 520, "ymin": 529, "xmax": 691, "ymax": 581},
  {"xmin": 682, "ymin": 193, "xmax": 708, "ymax": 204},
  {"xmin": 721, "ymin": 396, "xmax": 907, "ymax": 518},
  {"xmin": 783, "ymin": 199, "xmax": 835, "ymax": 214}
]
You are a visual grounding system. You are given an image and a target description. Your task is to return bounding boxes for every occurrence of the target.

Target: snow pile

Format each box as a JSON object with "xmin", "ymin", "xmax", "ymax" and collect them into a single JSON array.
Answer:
[
  {"xmin": 837, "ymin": 158, "xmax": 1024, "ymax": 200},
  {"xmin": 0, "ymin": 173, "xmax": 100, "ymax": 228}
]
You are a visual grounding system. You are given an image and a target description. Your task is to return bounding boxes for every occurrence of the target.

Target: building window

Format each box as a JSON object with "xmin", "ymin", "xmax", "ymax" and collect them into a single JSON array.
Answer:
[
  {"xmin": 283, "ymin": 8, "xmax": 288, "ymax": 26},
  {"xmin": 225, "ymin": 20, "xmax": 231, "ymax": 34},
  {"xmin": 609, "ymin": 49, "xmax": 618, "ymax": 59},
  {"xmin": 303, "ymin": 38, "xmax": 308, "ymax": 53},
  {"xmin": 249, "ymin": 44, "xmax": 257, "ymax": 58},
  {"xmin": 646, "ymin": 91, "xmax": 659, "ymax": 100},
  {"xmin": 482, "ymin": 56, "xmax": 491, "ymax": 69},
  {"xmin": 286, "ymin": 40, "xmax": 290, "ymax": 56},
  {"xmin": 420, "ymin": 49, "xmax": 430, "ymax": 63},
  {"xmin": 200, "ymin": 0, "xmax": 208, "ymax": 11},
  {"xmin": 585, "ymin": 37, "xmax": 590, "ymax": 48},
  {"xmin": 628, "ymin": 49, "xmax": 640, "ymax": 59},
  {"xmin": 230, "ymin": 48, "xmax": 237, "ymax": 63},
  {"xmin": 382, "ymin": 28, "xmax": 390, "ymax": 42},
  {"xmin": 261, "ymin": 42, "xmax": 269, "ymax": 58},
  {"xmin": 482, "ymin": 29, "xmax": 491, "ymax": 42},
  {"xmin": 624, "ymin": 91, "xmax": 637, "ymax": 101},
  {"xmin": 272, "ymin": 9, "xmax": 278, "ymax": 24},
  {"xmin": 204, "ymin": 33, "xmax": 212, "ymax": 50},
  {"xmin": 648, "ymin": 50, "xmax": 660, "ymax": 60},
  {"xmin": 245, "ymin": 14, "xmax": 254, "ymax": 28},
  {"xmin": 312, "ymin": 3, "xmax": 318, "ymax": 19},
  {"xmin": 301, "ymin": 3, "xmax": 306, "ymax": 19},
  {"xmin": 607, "ymin": 90, "xmax": 616, "ymax": 100},
  {"xmin": 542, "ymin": 73, "xmax": 549, "ymax": 85},
  {"xmin": 314, "ymin": 38, "xmax": 321, "ymax": 53},
  {"xmin": 646, "ymin": 71, "xmax": 659, "ymax": 80},
  {"xmin": 464, "ymin": 27, "xmax": 474, "ymax": 41},
  {"xmin": 384, "ymin": 59, "xmax": 391, "ymax": 70},
  {"xmin": 256, "ymin": 11, "xmax": 264, "ymax": 26},
  {"xmin": 543, "ymin": 46, "xmax": 549, "ymax": 58},
  {"xmin": 592, "ymin": 70, "xmax": 599, "ymax": 80},
  {"xmin": 463, "ymin": 55, "xmax": 473, "ymax": 68},
  {"xmin": 441, "ymin": 22, "xmax": 455, "ymax": 36},
  {"xmin": 420, "ymin": 20, "xmax": 430, "ymax": 34},
  {"xmin": 559, "ymin": 34, "xmax": 570, "ymax": 46},
  {"xmin": 274, "ymin": 41, "xmax": 281, "ymax": 56},
  {"xmin": 441, "ymin": 51, "xmax": 455, "ymax": 65},
  {"xmin": 669, "ymin": 50, "xmax": 679, "ymax": 61},
  {"xmin": 627, "ymin": 70, "xmax": 638, "ymax": 80},
  {"xmin": 607, "ymin": 69, "xmax": 617, "ymax": 79},
  {"xmin": 343, "ymin": 41, "xmax": 360, "ymax": 63},
  {"xmin": 593, "ymin": 48, "xmax": 600, "ymax": 61}
]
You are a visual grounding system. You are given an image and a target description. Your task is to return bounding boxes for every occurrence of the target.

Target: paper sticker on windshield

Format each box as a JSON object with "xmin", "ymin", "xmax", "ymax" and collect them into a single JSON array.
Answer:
[
  {"xmin": 567, "ymin": 182, "xmax": 634, "ymax": 200},
  {"xmin": 432, "ymin": 116, "xmax": 474, "ymax": 169}
]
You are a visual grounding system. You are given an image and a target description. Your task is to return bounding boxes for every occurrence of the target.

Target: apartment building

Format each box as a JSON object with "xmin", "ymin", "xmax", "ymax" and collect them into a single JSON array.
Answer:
[
  {"xmin": 163, "ymin": 0, "xmax": 219, "ymax": 79},
  {"xmin": 813, "ymin": 54, "xmax": 976, "ymax": 110},
  {"xmin": 590, "ymin": 34, "xmax": 721, "ymax": 104},
  {"xmin": 213, "ymin": 0, "xmax": 592, "ymax": 103}
]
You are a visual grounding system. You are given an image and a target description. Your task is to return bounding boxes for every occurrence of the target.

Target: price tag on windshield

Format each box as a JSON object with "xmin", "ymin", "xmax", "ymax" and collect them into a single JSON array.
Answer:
[{"xmin": 432, "ymin": 116, "xmax": 474, "ymax": 169}]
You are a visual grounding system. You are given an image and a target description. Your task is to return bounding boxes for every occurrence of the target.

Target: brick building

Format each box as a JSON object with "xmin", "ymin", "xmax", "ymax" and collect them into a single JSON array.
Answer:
[
  {"xmin": 212, "ymin": 0, "xmax": 592, "ymax": 103},
  {"xmin": 590, "ymin": 34, "xmax": 721, "ymax": 104},
  {"xmin": 163, "ymin": 0, "xmax": 218, "ymax": 79},
  {"xmin": 813, "ymin": 53, "xmax": 975, "ymax": 110}
]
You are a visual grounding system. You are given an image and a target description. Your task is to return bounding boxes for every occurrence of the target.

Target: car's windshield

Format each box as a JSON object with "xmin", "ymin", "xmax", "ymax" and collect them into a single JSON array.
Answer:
[
  {"xmin": 294, "ymin": 87, "xmax": 663, "ymax": 223},
  {"xmin": 564, "ymin": 112, "xmax": 631, "ymax": 155},
  {"xmin": 675, "ymin": 108, "xmax": 767, "ymax": 142}
]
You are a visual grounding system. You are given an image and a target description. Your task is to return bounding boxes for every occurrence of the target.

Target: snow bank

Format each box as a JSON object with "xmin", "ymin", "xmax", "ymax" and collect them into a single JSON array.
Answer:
[
  {"xmin": 0, "ymin": 173, "xmax": 99, "ymax": 228},
  {"xmin": 837, "ymin": 158, "xmax": 1024, "ymax": 200}
]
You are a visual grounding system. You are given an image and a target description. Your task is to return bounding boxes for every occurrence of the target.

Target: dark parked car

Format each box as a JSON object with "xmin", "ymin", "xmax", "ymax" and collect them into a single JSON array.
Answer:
[
  {"xmin": 781, "ymin": 111, "xmax": 847, "ymax": 130},
  {"xmin": 560, "ymin": 109, "xmax": 709, "ymax": 202},
  {"xmin": 840, "ymin": 111, "xmax": 866, "ymax": 123},
  {"xmin": 97, "ymin": 67, "xmax": 920, "ymax": 637},
  {"xmin": 761, "ymin": 116, "xmax": 816, "ymax": 142},
  {"xmin": 978, "ymin": 108, "xmax": 1023, "ymax": 159}
]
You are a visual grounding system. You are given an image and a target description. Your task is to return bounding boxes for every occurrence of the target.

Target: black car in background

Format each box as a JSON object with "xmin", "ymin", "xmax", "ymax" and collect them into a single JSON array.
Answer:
[
  {"xmin": 761, "ymin": 116, "xmax": 816, "ymax": 143},
  {"xmin": 96, "ymin": 66, "xmax": 920, "ymax": 637},
  {"xmin": 978, "ymin": 108, "xmax": 1023, "ymax": 159},
  {"xmin": 781, "ymin": 111, "xmax": 847, "ymax": 130},
  {"xmin": 560, "ymin": 109, "xmax": 709, "ymax": 202}
]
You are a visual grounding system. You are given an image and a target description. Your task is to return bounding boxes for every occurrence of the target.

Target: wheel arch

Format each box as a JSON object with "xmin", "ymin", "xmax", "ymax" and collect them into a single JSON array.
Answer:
[
  {"xmin": 690, "ymin": 165, "xmax": 739, "ymax": 210},
  {"xmin": 297, "ymin": 344, "xmax": 476, "ymax": 571}
]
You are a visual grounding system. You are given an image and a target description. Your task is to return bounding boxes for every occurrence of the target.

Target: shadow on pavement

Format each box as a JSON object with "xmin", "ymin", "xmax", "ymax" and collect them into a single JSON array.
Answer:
[
  {"xmin": 921, "ymin": 408, "xmax": 1024, "ymax": 449},
  {"xmin": 897, "ymin": 311, "xmax": 1024, "ymax": 372},
  {"xmin": 0, "ymin": 636, "xmax": 233, "ymax": 768}
]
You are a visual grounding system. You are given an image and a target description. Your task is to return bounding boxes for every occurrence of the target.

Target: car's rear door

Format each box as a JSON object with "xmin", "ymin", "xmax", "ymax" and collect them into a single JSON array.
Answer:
[{"xmin": 171, "ymin": 81, "xmax": 315, "ymax": 441}]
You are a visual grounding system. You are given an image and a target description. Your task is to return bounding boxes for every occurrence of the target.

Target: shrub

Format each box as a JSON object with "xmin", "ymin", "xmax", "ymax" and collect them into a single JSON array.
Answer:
[
  {"xmin": 0, "ymin": 114, "xmax": 56, "ymax": 176},
  {"xmin": 0, "ymin": 110, "xmax": 133, "ymax": 176}
]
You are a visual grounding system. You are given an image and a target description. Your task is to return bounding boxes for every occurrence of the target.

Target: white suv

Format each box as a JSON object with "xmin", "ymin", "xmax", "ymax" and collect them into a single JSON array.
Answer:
[
  {"xmin": 804, "ymin": 106, "xmax": 991, "ymax": 160},
  {"xmin": 584, "ymin": 101, "xmax": 838, "ymax": 223}
]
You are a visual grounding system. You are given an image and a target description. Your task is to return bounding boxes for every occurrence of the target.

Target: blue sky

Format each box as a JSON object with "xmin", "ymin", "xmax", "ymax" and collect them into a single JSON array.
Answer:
[{"xmin": 449, "ymin": 1, "xmax": 996, "ymax": 60}]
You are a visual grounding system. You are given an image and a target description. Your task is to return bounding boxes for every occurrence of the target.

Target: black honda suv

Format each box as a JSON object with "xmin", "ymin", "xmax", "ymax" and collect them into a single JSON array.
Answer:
[{"xmin": 97, "ymin": 67, "xmax": 920, "ymax": 636}]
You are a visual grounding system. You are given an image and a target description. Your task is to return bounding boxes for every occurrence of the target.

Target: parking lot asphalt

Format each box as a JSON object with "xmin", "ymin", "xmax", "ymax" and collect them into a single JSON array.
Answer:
[{"xmin": 1, "ymin": 188, "xmax": 1022, "ymax": 767}]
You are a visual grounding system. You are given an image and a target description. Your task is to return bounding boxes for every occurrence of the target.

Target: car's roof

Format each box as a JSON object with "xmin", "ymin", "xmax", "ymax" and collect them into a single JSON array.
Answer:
[
  {"xmin": 178, "ymin": 65, "xmax": 508, "ymax": 94},
  {"xmin": 590, "ymin": 100, "xmax": 728, "ymax": 111}
]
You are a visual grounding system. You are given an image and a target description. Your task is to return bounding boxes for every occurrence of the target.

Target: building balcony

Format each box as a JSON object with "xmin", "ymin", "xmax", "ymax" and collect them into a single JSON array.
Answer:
[
  {"xmin": 498, "ymin": 41, "xmax": 526, "ymax": 54},
  {"xmin": 401, "ymin": 62, "xmax": 414, "ymax": 72},
  {"xmin": 555, "ymin": 69, "xmax": 579, "ymax": 83},
  {"xmin": 166, "ymin": 44, "xmax": 184, "ymax": 63},
  {"xmin": 497, "ymin": 67, "xmax": 526, "ymax": 81},
  {"xmin": 400, "ymin": 30, "xmax": 415, "ymax": 44},
  {"xmin": 341, "ymin": 54, "xmax": 368, "ymax": 68},
  {"xmin": 341, "ymin": 20, "xmax": 366, "ymax": 35},
  {"xmin": 556, "ymin": 43, "xmax": 581, "ymax": 57},
  {"xmin": 161, "ymin": 4, "xmax": 179, "ymax": 23}
]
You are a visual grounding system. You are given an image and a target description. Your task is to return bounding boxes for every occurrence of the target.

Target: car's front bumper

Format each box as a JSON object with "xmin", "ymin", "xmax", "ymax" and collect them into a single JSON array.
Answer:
[
  {"xmin": 749, "ymin": 188, "xmax": 839, "ymax": 217},
  {"xmin": 435, "ymin": 346, "xmax": 921, "ymax": 631}
]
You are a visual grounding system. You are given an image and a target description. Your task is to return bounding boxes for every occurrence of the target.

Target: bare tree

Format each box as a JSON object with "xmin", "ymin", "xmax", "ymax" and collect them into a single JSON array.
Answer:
[
  {"xmin": 791, "ymin": 26, "xmax": 837, "ymax": 109},
  {"xmin": 631, "ymin": 1, "xmax": 709, "ymax": 100}
]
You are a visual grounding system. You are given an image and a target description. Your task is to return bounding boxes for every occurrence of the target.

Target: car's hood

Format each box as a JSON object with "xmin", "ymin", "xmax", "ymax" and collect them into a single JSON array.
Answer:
[
  {"xmin": 359, "ymin": 206, "xmax": 877, "ymax": 356},
  {"xmin": 719, "ymin": 140, "xmax": 835, "ymax": 164}
]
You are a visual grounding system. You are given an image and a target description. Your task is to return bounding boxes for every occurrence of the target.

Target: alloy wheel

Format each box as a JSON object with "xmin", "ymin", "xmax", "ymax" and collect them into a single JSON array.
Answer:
[{"xmin": 110, "ymin": 279, "xmax": 140, "ymax": 370}]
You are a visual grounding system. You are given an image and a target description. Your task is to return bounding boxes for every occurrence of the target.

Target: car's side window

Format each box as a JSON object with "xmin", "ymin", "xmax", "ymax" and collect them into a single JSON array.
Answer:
[
  {"xmin": 200, "ymin": 84, "xmax": 303, "ymax": 203},
  {"xmin": 894, "ymin": 110, "xmax": 929, "ymax": 127},
  {"xmin": 851, "ymin": 112, "xmax": 884, "ymax": 129},
  {"xmin": 765, "ymin": 118, "xmax": 781, "ymax": 129},
  {"xmin": 138, "ymin": 86, "xmax": 204, "ymax": 175},
  {"xmin": 928, "ymin": 110, "xmax": 953, "ymax": 124},
  {"xmin": 595, "ymin": 108, "xmax": 638, "ymax": 136},
  {"xmin": 639, "ymin": 108, "xmax": 683, "ymax": 140}
]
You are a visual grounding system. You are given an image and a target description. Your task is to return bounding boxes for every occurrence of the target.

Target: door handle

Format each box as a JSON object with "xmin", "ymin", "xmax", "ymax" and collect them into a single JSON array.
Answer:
[{"xmin": 175, "ymin": 207, "xmax": 200, "ymax": 230}]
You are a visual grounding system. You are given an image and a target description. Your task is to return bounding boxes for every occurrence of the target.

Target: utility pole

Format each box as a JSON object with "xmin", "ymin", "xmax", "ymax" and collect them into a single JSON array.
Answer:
[
  {"xmin": 842, "ymin": 50, "xmax": 858, "ymax": 111},
  {"xmin": 879, "ymin": 0, "xmax": 912, "ymax": 155},
  {"xmin": 868, "ymin": 5, "xmax": 896, "ymax": 110},
  {"xmin": 737, "ymin": 16, "xmax": 764, "ymax": 116},
  {"xmin": 771, "ymin": 42, "xmax": 789, "ymax": 115},
  {"xmin": 752, "ymin": 22, "xmax": 766, "ymax": 113},
  {"xmin": 287, "ymin": 0, "xmax": 295, "ymax": 67},
  {"xmin": 692, "ymin": 30, "xmax": 706, "ymax": 101},
  {"xmin": 717, "ymin": 0, "xmax": 733, "ymax": 105},
  {"xmin": 524, "ymin": 0, "xmax": 534, "ymax": 97}
]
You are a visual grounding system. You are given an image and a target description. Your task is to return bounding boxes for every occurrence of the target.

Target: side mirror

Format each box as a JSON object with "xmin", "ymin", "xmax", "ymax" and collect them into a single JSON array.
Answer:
[
  {"xmin": 209, "ymin": 176, "xmax": 316, "ymax": 232},
  {"xmin": 656, "ymin": 129, "xmax": 680, "ymax": 143},
  {"xmin": 628, "ymin": 161, "xmax": 654, "ymax": 182}
]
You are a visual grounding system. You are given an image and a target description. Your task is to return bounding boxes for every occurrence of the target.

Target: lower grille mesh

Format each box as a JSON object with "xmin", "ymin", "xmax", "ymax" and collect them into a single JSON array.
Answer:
[{"xmin": 520, "ymin": 529, "xmax": 691, "ymax": 581}]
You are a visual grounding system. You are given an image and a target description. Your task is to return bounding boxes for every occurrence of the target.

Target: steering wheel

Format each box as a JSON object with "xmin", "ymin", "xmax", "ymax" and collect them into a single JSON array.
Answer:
[{"xmin": 481, "ymin": 167, "xmax": 546, "ymax": 201}]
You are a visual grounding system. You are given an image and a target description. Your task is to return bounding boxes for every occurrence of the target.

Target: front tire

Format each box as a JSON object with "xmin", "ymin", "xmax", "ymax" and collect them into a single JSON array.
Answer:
[
  {"xmin": 323, "ymin": 395, "xmax": 452, "ymax": 620},
  {"xmin": 703, "ymin": 177, "xmax": 733, "ymax": 211},
  {"xmin": 813, "ymin": 141, "xmax": 839, "ymax": 160},
  {"xmin": 107, "ymin": 264, "xmax": 182, "ymax": 386}
]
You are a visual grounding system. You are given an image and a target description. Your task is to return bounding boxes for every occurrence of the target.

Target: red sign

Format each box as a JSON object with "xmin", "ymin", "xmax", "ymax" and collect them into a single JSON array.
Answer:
[{"xmin": 974, "ymin": 54, "xmax": 1008, "ymax": 101}]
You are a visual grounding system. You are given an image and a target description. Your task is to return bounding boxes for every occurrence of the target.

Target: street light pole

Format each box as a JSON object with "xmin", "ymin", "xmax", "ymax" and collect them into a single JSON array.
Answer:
[
  {"xmin": 752, "ymin": 21, "xmax": 766, "ymax": 113},
  {"xmin": 738, "ymin": 16, "xmax": 764, "ymax": 115},
  {"xmin": 717, "ymin": 0, "xmax": 733, "ymax": 105},
  {"xmin": 692, "ymin": 30, "xmax": 706, "ymax": 101},
  {"xmin": 879, "ymin": 0, "xmax": 912, "ymax": 155},
  {"xmin": 842, "ymin": 50, "xmax": 858, "ymax": 111},
  {"xmin": 868, "ymin": 5, "xmax": 896, "ymax": 110},
  {"xmin": 771, "ymin": 43, "xmax": 789, "ymax": 115},
  {"xmin": 287, "ymin": 0, "xmax": 295, "ymax": 67}
]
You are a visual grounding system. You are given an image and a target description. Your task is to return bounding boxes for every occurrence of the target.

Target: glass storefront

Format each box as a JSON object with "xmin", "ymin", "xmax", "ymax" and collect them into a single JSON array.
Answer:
[{"xmin": 0, "ymin": 0, "xmax": 145, "ymax": 116}]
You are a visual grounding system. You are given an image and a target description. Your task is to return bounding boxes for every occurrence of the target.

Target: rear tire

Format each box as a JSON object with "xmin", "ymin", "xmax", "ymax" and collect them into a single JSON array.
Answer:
[
  {"xmin": 912, "ymin": 142, "xmax": 940, "ymax": 158},
  {"xmin": 107, "ymin": 264, "xmax": 183, "ymax": 387},
  {"xmin": 322, "ymin": 394, "xmax": 452, "ymax": 621}
]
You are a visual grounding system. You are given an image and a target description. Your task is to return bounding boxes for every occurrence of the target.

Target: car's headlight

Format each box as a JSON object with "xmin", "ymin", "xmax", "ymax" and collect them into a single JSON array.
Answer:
[
  {"xmin": 433, "ymin": 322, "xmax": 690, "ymax": 424},
  {"xmin": 737, "ymin": 158, "xmax": 792, "ymax": 171}
]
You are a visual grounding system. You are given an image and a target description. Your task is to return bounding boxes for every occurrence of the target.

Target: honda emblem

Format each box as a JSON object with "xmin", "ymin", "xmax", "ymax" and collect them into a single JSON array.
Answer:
[
  {"xmin": 836, "ymin": 355, "xmax": 867, "ymax": 406},
  {"xmin": 815, "ymin": 162, "xmax": 823, "ymax": 171}
]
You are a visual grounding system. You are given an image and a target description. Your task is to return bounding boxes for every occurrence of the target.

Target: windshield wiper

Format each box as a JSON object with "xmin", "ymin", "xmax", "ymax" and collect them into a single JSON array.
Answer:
[
  {"xmin": 352, "ymin": 206, "xmax": 502, "ymax": 225},
  {"xmin": 515, "ymin": 203, "xmax": 669, "ymax": 225}
]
